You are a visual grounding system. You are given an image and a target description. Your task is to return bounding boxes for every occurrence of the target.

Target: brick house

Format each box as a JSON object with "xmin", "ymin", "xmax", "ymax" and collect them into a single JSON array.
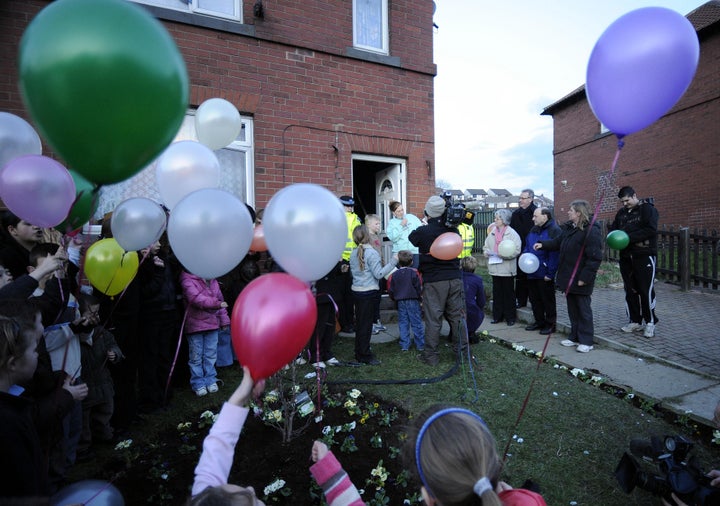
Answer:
[
  {"xmin": 0, "ymin": 0, "xmax": 438, "ymax": 227},
  {"xmin": 541, "ymin": 1, "xmax": 720, "ymax": 230}
]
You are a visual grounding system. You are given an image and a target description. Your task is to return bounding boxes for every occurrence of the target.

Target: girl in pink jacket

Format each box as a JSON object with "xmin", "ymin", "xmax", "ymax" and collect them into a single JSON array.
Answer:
[{"xmin": 180, "ymin": 271, "xmax": 230, "ymax": 397}]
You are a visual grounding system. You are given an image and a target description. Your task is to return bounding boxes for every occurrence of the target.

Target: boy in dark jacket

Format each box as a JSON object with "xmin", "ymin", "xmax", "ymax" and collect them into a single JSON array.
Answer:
[{"xmin": 387, "ymin": 250, "xmax": 425, "ymax": 351}]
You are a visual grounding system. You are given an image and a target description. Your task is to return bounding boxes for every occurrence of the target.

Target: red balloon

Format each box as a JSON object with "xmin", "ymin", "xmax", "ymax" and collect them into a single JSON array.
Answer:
[
  {"xmin": 250, "ymin": 224, "xmax": 267, "ymax": 252},
  {"xmin": 429, "ymin": 232, "xmax": 463, "ymax": 260},
  {"xmin": 231, "ymin": 273, "xmax": 317, "ymax": 379}
]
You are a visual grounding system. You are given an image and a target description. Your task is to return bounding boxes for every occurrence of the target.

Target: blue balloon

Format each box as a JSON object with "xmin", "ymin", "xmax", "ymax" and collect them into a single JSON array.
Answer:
[
  {"xmin": 586, "ymin": 7, "xmax": 699, "ymax": 137},
  {"xmin": 52, "ymin": 480, "xmax": 124, "ymax": 505}
]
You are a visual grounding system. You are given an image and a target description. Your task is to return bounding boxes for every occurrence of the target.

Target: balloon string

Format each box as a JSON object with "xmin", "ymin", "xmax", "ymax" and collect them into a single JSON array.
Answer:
[
  {"xmin": 164, "ymin": 306, "xmax": 189, "ymax": 405},
  {"xmin": 458, "ymin": 315, "xmax": 480, "ymax": 404},
  {"xmin": 313, "ymin": 292, "xmax": 338, "ymax": 415},
  {"xmin": 99, "ymin": 248, "xmax": 150, "ymax": 332},
  {"xmin": 563, "ymin": 141, "xmax": 623, "ymax": 294}
]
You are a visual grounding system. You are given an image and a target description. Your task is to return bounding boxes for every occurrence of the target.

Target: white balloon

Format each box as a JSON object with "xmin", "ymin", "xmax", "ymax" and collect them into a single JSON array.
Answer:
[
  {"xmin": 518, "ymin": 252, "xmax": 540, "ymax": 274},
  {"xmin": 167, "ymin": 188, "xmax": 253, "ymax": 279},
  {"xmin": 263, "ymin": 184, "xmax": 347, "ymax": 282},
  {"xmin": 155, "ymin": 140, "xmax": 220, "ymax": 210},
  {"xmin": 195, "ymin": 98, "xmax": 242, "ymax": 150},
  {"xmin": 0, "ymin": 112, "xmax": 42, "ymax": 169},
  {"xmin": 111, "ymin": 197, "xmax": 167, "ymax": 251},
  {"xmin": 498, "ymin": 239, "xmax": 516, "ymax": 258}
]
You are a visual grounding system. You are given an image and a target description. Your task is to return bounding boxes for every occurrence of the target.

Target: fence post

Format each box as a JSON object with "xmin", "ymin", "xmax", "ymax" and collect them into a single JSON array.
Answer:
[{"xmin": 678, "ymin": 227, "xmax": 690, "ymax": 291}]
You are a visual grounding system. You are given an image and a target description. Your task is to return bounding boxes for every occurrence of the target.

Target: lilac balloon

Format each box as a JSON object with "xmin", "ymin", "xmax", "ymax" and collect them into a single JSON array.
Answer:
[
  {"xmin": 586, "ymin": 7, "xmax": 699, "ymax": 137},
  {"xmin": 0, "ymin": 154, "xmax": 75, "ymax": 227}
]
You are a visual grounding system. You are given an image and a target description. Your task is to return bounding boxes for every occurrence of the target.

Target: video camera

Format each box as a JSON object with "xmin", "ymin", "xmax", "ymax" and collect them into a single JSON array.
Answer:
[
  {"xmin": 440, "ymin": 191, "xmax": 474, "ymax": 228},
  {"xmin": 615, "ymin": 434, "xmax": 720, "ymax": 505}
]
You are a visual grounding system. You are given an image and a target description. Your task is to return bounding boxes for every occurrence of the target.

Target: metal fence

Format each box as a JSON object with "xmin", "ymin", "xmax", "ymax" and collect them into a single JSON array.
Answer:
[{"xmin": 600, "ymin": 222, "xmax": 719, "ymax": 291}]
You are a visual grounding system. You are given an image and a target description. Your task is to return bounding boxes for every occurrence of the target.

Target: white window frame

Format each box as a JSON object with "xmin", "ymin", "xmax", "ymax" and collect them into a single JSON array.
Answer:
[
  {"xmin": 130, "ymin": 0, "xmax": 243, "ymax": 23},
  {"xmin": 352, "ymin": 0, "xmax": 389, "ymax": 55}
]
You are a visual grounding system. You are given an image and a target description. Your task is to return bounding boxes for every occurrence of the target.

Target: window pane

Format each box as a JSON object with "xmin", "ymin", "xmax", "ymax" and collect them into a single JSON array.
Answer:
[
  {"xmin": 196, "ymin": 0, "xmax": 237, "ymax": 17},
  {"xmin": 355, "ymin": 0, "xmax": 384, "ymax": 50}
]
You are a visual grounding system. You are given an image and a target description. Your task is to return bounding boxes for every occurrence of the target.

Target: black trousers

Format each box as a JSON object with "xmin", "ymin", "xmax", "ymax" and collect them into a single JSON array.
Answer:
[
  {"xmin": 527, "ymin": 278, "xmax": 557, "ymax": 328},
  {"xmin": 492, "ymin": 275, "xmax": 516, "ymax": 322},
  {"xmin": 515, "ymin": 269, "xmax": 529, "ymax": 306},
  {"xmin": 566, "ymin": 293, "xmax": 594, "ymax": 346},
  {"xmin": 353, "ymin": 290, "xmax": 377, "ymax": 362},
  {"xmin": 619, "ymin": 255, "xmax": 658, "ymax": 325}
]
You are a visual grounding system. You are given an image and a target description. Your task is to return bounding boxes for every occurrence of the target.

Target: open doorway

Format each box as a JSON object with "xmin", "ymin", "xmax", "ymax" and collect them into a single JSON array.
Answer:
[{"xmin": 351, "ymin": 154, "xmax": 406, "ymax": 262}]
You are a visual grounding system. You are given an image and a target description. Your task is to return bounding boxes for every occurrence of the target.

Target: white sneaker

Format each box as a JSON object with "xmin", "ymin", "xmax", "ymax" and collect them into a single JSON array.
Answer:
[
  {"xmin": 194, "ymin": 386, "xmax": 208, "ymax": 397},
  {"xmin": 621, "ymin": 322, "xmax": 644, "ymax": 333},
  {"xmin": 371, "ymin": 324, "xmax": 381, "ymax": 335},
  {"xmin": 325, "ymin": 357, "xmax": 340, "ymax": 366},
  {"xmin": 560, "ymin": 339, "xmax": 578, "ymax": 347},
  {"xmin": 576, "ymin": 344, "xmax": 594, "ymax": 353},
  {"xmin": 207, "ymin": 383, "xmax": 219, "ymax": 393},
  {"xmin": 643, "ymin": 323, "xmax": 655, "ymax": 338},
  {"xmin": 312, "ymin": 361, "xmax": 326, "ymax": 369}
]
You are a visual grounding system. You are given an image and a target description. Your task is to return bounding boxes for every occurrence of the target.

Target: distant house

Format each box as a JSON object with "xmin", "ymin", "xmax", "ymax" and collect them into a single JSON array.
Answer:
[
  {"xmin": 446, "ymin": 189, "xmax": 466, "ymax": 202},
  {"xmin": 541, "ymin": 1, "xmax": 719, "ymax": 230},
  {"xmin": 488, "ymin": 188, "xmax": 513, "ymax": 197},
  {"xmin": 465, "ymin": 188, "xmax": 488, "ymax": 201}
]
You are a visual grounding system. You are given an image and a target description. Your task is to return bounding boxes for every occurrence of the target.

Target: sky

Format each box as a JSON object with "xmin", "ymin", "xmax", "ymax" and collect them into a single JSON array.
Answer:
[{"xmin": 432, "ymin": 0, "xmax": 705, "ymax": 200}]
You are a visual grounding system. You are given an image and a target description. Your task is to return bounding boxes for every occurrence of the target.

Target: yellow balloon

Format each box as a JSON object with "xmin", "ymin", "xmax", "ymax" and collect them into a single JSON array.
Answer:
[{"xmin": 84, "ymin": 238, "xmax": 139, "ymax": 296}]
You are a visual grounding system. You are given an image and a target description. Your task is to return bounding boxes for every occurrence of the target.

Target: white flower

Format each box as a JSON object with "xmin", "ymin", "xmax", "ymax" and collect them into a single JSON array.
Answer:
[
  {"xmin": 489, "ymin": 338, "xmax": 496, "ymax": 343},
  {"xmin": 348, "ymin": 388, "xmax": 362, "ymax": 399},
  {"xmin": 590, "ymin": 375, "xmax": 604, "ymax": 384},
  {"xmin": 552, "ymin": 392, "xmax": 558, "ymax": 397},
  {"xmin": 263, "ymin": 478, "xmax": 286, "ymax": 496},
  {"xmin": 570, "ymin": 368, "xmax": 584, "ymax": 377},
  {"xmin": 344, "ymin": 399, "xmax": 357, "ymax": 409},
  {"xmin": 517, "ymin": 438, "xmax": 524, "ymax": 443},
  {"xmin": 626, "ymin": 393, "xmax": 635, "ymax": 399},
  {"xmin": 161, "ymin": 473, "xmax": 169, "ymax": 480},
  {"xmin": 200, "ymin": 410, "xmax": 218, "ymax": 422},
  {"xmin": 114, "ymin": 439, "xmax": 133, "ymax": 450},
  {"xmin": 322, "ymin": 425, "xmax": 332, "ymax": 435},
  {"xmin": 304, "ymin": 372, "xmax": 317, "ymax": 379},
  {"xmin": 712, "ymin": 429, "xmax": 720, "ymax": 445},
  {"xmin": 482, "ymin": 330, "xmax": 489, "ymax": 336},
  {"xmin": 583, "ymin": 450, "xmax": 590, "ymax": 455},
  {"xmin": 512, "ymin": 344, "xmax": 525, "ymax": 352},
  {"xmin": 554, "ymin": 364, "xmax": 560, "ymax": 369},
  {"xmin": 177, "ymin": 422, "xmax": 192, "ymax": 430},
  {"xmin": 348, "ymin": 421, "xmax": 356, "ymax": 430}
]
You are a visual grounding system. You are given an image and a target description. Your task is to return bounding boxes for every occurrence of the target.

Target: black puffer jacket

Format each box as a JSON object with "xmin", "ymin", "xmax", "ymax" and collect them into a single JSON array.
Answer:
[{"xmin": 540, "ymin": 221, "xmax": 602, "ymax": 295}]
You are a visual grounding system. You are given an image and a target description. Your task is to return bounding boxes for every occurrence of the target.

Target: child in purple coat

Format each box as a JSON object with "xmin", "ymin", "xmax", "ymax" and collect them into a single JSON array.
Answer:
[{"xmin": 180, "ymin": 270, "xmax": 230, "ymax": 397}]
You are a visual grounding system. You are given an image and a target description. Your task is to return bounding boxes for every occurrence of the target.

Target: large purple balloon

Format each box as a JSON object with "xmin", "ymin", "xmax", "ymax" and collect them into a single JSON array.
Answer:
[
  {"xmin": 586, "ymin": 7, "xmax": 699, "ymax": 137},
  {"xmin": 0, "ymin": 155, "xmax": 76, "ymax": 227}
]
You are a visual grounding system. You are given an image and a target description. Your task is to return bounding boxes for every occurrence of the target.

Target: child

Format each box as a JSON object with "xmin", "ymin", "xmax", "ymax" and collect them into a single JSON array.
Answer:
[
  {"xmin": 461, "ymin": 256, "xmax": 486, "ymax": 343},
  {"xmin": 409, "ymin": 405, "xmax": 547, "ymax": 506},
  {"xmin": 364, "ymin": 214, "xmax": 386, "ymax": 334},
  {"xmin": 76, "ymin": 292, "xmax": 123, "ymax": 460},
  {"xmin": 0, "ymin": 302, "xmax": 49, "ymax": 498},
  {"xmin": 387, "ymin": 250, "xmax": 425, "ymax": 351},
  {"xmin": 190, "ymin": 366, "xmax": 362, "ymax": 506},
  {"xmin": 180, "ymin": 269, "xmax": 230, "ymax": 397},
  {"xmin": 349, "ymin": 225, "xmax": 397, "ymax": 365}
]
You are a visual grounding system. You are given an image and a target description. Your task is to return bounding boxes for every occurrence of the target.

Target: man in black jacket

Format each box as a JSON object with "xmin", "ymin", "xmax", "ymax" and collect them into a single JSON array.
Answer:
[
  {"xmin": 609, "ymin": 186, "xmax": 659, "ymax": 338},
  {"xmin": 510, "ymin": 189, "xmax": 537, "ymax": 307},
  {"xmin": 409, "ymin": 196, "xmax": 465, "ymax": 366}
]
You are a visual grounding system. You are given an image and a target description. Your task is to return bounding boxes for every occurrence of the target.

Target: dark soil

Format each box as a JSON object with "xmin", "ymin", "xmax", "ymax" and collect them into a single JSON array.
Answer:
[{"xmin": 86, "ymin": 385, "xmax": 421, "ymax": 505}]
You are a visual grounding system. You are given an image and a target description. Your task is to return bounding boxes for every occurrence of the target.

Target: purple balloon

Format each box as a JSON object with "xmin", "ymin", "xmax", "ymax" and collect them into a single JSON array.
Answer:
[
  {"xmin": 586, "ymin": 7, "xmax": 699, "ymax": 137},
  {"xmin": 0, "ymin": 154, "xmax": 76, "ymax": 227}
]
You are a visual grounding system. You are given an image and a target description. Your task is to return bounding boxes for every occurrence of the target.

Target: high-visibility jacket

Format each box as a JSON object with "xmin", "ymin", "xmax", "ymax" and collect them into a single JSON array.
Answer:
[
  {"xmin": 458, "ymin": 222, "xmax": 475, "ymax": 258},
  {"xmin": 343, "ymin": 212, "xmax": 362, "ymax": 261}
]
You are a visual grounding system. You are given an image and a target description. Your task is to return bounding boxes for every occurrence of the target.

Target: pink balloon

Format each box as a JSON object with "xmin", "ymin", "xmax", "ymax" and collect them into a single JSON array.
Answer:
[
  {"xmin": 430, "ymin": 232, "xmax": 463, "ymax": 260},
  {"xmin": 0, "ymin": 155, "xmax": 75, "ymax": 227},
  {"xmin": 231, "ymin": 273, "xmax": 317, "ymax": 380}
]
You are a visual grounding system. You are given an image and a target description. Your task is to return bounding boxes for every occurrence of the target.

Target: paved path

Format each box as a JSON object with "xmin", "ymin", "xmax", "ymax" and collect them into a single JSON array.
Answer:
[{"xmin": 371, "ymin": 281, "xmax": 720, "ymax": 427}]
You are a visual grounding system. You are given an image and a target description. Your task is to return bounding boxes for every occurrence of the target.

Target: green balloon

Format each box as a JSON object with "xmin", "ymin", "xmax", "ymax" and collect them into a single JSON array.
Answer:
[
  {"xmin": 55, "ymin": 170, "xmax": 99, "ymax": 235},
  {"xmin": 18, "ymin": 0, "xmax": 188, "ymax": 185},
  {"xmin": 607, "ymin": 230, "xmax": 630, "ymax": 250}
]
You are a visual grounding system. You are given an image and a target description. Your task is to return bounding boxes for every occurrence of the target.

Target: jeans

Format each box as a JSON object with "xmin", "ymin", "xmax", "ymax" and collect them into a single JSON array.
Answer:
[
  {"xmin": 397, "ymin": 299, "xmax": 425, "ymax": 350},
  {"xmin": 187, "ymin": 330, "xmax": 219, "ymax": 391},
  {"xmin": 216, "ymin": 327, "xmax": 235, "ymax": 367}
]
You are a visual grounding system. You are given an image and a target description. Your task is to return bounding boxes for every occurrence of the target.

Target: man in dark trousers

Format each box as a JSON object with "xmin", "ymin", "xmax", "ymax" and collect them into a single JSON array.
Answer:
[
  {"xmin": 510, "ymin": 189, "xmax": 537, "ymax": 307},
  {"xmin": 409, "ymin": 195, "xmax": 465, "ymax": 366},
  {"xmin": 609, "ymin": 186, "xmax": 659, "ymax": 338}
]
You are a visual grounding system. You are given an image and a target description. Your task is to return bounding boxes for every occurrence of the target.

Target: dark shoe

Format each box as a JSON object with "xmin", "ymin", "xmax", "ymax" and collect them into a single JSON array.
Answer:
[
  {"xmin": 417, "ymin": 353, "xmax": 439, "ymax": 366},
  {"xmin": 506, "ymin": 320, "xmax": 516, "ymax": 326},
  {"xmin": 360, "ymin": 358, "xmax": 381, "ymax": 366},
  {"xmin": 490, "ymin": 319, "xmax": 503, "ymax": 324},
  {"xmin": 341, "ymin": 326, "xmax": 355, "ymax": 334},
  {"xmin": 539, "ymin": 326, "xmax": 556, "ymax": 335},
  {"xmin": 525, "ymin": 323, "xmax": 541, "ymax": 331}
]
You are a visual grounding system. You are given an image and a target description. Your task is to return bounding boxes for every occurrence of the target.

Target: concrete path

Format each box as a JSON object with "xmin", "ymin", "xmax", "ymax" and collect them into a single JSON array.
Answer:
[{"xmin": 367, "ymin": 281, "xmax": 720, "ymax": 427}]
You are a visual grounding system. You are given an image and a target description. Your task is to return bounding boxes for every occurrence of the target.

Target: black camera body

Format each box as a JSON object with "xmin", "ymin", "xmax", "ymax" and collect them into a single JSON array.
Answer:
[
  {"xmin": 615, "ymin": 435, "xmax": 720, "ymax": 505},
  {"xmin": 440, "ymin": 191, "xmax": 474, "ymax": 228}
]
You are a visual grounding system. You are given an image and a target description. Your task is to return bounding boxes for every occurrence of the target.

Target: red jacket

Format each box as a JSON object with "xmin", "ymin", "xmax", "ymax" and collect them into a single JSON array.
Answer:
[{"xmin": 180, "ymin": 272, "xmax": 230, "ymax": 334}]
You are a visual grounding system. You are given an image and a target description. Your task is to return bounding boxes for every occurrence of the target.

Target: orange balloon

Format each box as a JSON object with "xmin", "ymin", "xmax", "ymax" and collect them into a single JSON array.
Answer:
[
  {"xmin": 250, "ymin": 224, "xmax": 267, "ymax": 252},
  {"xmin": 429, "ymin": 232, "xmax": 463, "ymax": 260}
]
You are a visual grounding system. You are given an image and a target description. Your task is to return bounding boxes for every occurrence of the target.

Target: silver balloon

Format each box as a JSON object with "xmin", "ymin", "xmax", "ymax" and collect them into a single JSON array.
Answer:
[
  {"xmin": 168, "ymin": 188, "xmax": 253, "ymax": 279},
  {"xmin": 263, "ymin": 183, "xmax": 347, "ymax": 282},
  {"xmin": 0, "ymin": 112, "xmax": 42, "ymax": 169},
  {"xmin": 195, "ymin": 98, "xmax": 242, "ymax": 150},
  {"xmin": 111, "ymin": 197, "xmax": 167, "ymax": 251},
  {"xmin": 155, "ymin": 140, "xmax": 220, "ymax": 210},
  {"xmin": 518, "ymin": 252, "xmax": 540, "ymax": 274}
]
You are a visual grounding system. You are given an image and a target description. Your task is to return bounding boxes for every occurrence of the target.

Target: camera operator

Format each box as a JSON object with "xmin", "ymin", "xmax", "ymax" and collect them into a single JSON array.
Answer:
[{"xmin": 409, "ymin": 195, "xmax": 465, "ymax": 366}]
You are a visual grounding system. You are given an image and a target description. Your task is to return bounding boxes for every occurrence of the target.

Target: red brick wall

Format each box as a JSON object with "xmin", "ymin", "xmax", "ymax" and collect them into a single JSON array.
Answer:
[
  {"xmin": 0, "ymin": 0, "xmax": 437, "ymax": 211},
  {"xmin": 549, "ymin": 27, "xmax": 720, "ymax": 231}
]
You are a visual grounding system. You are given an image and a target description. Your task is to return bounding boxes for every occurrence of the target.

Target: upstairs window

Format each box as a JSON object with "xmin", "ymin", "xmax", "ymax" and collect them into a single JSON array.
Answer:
[
  {"xmin": 353, "ymin": 0, "xmax": 388, "ymax": 54},
  {"xmin": 131, "ymin": 0, "xmax": 242, "ymax": 22}
]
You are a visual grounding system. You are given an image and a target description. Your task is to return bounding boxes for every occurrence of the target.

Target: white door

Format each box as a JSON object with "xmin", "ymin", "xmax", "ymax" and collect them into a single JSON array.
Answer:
[{"xmin": 375, "ymin": 162, "xmax": 405, "ymax": 262}]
